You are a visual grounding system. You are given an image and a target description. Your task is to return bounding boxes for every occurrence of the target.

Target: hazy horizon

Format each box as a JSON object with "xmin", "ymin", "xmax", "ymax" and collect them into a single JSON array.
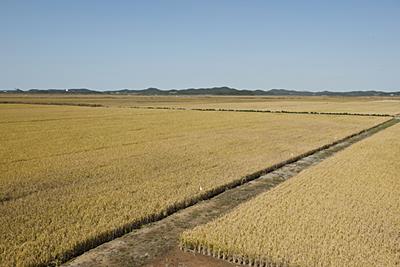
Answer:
[
  {"xmin": 4, "ymin": 86, "xmax": 400, "ymax": 93},
  {"xmin": 1, "ymin": 1, "xmax": 399, "ymax": 92}
]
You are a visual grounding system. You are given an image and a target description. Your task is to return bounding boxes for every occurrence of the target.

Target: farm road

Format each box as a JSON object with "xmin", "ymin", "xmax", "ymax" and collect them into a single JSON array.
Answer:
[{"xmin": 63, "ymin": 118, "xmax": 398, "ymax": 267}]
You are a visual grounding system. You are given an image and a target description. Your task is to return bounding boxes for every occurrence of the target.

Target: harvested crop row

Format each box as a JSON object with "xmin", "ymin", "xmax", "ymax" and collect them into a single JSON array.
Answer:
[
  {"xmin": 180, "ymin": 121, "xmax": 400, "ymax": 267},
  {"xmin": 0, "ymin": 104, "xmax": 388, "ymax": 266}
]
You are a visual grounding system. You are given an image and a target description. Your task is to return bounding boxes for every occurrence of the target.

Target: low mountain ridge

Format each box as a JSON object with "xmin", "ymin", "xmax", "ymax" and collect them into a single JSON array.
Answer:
[{"xmin": 2, "ymin": 87, "xmax": 399, "ymax": 96}]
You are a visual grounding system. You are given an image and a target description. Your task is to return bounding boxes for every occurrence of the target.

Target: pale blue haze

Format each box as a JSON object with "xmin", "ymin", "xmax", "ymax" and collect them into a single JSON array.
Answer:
[{"xmin": 1, "ymin": 0, "xmax": 399, "ymax": 91}]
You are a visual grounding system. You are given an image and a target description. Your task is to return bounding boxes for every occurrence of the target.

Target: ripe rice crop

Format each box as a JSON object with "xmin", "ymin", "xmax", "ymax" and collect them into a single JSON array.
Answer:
[
  {"xmin": 0, "ymin": 104, "xmax": 388, "ymax": 266},
  {"xmin": 1, "ymin": 94, "xmax": 400, "ymax": 115},
  {"xmin": 180, "ymin": 121, "xmax": 400, "ymax": 267}
]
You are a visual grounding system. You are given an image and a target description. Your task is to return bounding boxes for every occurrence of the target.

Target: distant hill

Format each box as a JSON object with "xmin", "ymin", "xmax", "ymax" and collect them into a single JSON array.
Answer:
[
  {"xmin": 16, "ymin": 88, "xmax": 102, "ymax": 94},
  {"xmin": 1, "ymin": 87, "xmax": 399, "ymax": 96}
]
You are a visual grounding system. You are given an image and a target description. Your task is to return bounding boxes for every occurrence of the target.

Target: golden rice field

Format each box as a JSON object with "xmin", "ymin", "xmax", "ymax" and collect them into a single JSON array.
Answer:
[
  {"xmin": 181, "ymin": 121, "xmax": 400, "ymax": 267},
  {"xmin": 1, "ymin": 94, "xmax": 400, "ymax": 115},
  {"xmin": 0, "ymin": 104, "xmax": 388, "ymax": 266}
]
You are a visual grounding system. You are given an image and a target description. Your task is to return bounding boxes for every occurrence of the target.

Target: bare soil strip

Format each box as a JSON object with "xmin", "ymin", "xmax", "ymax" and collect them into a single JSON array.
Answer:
[{"xmin": 62, "ymin": 118, "xmax": 398, "ymax": 267}]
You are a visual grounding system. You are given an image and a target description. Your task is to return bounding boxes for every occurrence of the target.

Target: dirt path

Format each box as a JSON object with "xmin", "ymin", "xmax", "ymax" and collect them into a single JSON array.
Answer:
[
  {"xmin": 146, "ymin": 248, "xmax": 238, "ymax": 267},
  {"xmin": 62, "ymin": 118, "xmax": 398, "ymax": 267}
]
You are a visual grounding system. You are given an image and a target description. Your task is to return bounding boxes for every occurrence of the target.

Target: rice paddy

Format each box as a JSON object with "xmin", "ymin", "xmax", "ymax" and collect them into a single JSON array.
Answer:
[
  {"xmin": 0, "ymin": 103, "xmax": 388, "ymax": 266},
  {"xmin": 180, "ymin": 120, "xmax": 400, "ymax": 267},
  {"xmin": 1, "ymin": 94, "xmax": 400, "ymax": 115}
]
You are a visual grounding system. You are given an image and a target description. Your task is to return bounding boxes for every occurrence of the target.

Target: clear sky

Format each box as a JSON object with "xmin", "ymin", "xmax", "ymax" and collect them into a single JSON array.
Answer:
[{"xmin": 1, "ymin": 0, "xmax": 399, "ymax": 91}]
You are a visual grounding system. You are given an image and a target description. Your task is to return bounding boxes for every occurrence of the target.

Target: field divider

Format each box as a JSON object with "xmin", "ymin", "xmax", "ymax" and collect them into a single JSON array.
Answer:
[
  {"xmin": 129, "ymin": 106, "xmax": 393, "ymax": 117},
  {"xmin": 0, "ymin": 101, "xmax": 394, "ymax": 117},
  {"xmin": 62, "ymin": 117, "xmax": 397, "ymax": 267},
  {"xmin": 0, "ymin": 101, "xmax": 104, "ymax": 107}
]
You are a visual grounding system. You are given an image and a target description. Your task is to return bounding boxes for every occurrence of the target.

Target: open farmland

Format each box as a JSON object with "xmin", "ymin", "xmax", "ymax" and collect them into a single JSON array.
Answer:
[
  {"xmin": 180, "ymin": 121, "xmax": 400, "ymax": 267},
  {"xmin": 1, "ymin": 94, "xmax": 400, "ymax": 115},
  {"xmin": 0, "ymin": 104, "xmax": 388, "ymax": 266}
]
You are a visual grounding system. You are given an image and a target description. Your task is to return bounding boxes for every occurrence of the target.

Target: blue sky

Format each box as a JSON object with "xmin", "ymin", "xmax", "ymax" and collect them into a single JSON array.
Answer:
[{"xmin": 1, "ymin": 0, "xmax": 399, "ymax": 91}]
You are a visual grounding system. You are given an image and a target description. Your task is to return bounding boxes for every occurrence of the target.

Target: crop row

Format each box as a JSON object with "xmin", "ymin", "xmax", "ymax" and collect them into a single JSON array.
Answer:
[{"xmin": 131, "ymin": 106, "xmax": 393, "ymax": 117}]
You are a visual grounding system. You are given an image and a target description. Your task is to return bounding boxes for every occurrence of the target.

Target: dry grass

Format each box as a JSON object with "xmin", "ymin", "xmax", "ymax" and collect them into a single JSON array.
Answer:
[
  {"xmin": 0, "ymin": 104, "xmax": 388, "ymax": 266},
  {"xmin": 181, "ymin": 122, "xmax": 400, "ymax": 267},
  {"xmin": 1, "ymin": 94, "xmax": 400, "ymax": 115}
]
